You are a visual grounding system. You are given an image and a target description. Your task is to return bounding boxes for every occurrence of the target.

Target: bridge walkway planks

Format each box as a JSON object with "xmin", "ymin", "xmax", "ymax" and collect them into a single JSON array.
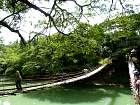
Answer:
[{"xmin": 0, "ymin": 64, "xmax": 107, "ymax": 95}]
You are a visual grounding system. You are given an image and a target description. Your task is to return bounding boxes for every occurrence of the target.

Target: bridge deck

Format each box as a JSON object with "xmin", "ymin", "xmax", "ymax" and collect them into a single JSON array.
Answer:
[{"xmin": 0, "ymin": 64, "xmax": 107, "ymax": 95}]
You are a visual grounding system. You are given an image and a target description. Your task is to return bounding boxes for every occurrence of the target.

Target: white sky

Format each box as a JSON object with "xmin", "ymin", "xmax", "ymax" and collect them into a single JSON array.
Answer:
[{"xmin": 0, "ymin": 0, "xmax": 140, "ymax": 45}]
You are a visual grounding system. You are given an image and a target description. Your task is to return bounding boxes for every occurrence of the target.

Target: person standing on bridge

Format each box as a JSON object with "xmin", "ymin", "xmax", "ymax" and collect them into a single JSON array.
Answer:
[
  {"xmin": 15, "ymin": 70, "xmax": 22, "ymax": 91},
  {"xmin": 136, "ymin": 76, "xmax": 140, "ymax": 96},
  {"xmin": 131, "ymin": 49, "xmax": 140, "ymax": 95},
  {"xmin": 131, "ymin": 49, "xmax": 140, "ymax": 74}
]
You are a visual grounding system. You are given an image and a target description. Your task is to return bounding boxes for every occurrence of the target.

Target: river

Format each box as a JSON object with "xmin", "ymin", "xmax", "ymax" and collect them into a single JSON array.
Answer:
[{"xmin": 0, "ymin": 85, "xmax": 135, "ymax": 105}]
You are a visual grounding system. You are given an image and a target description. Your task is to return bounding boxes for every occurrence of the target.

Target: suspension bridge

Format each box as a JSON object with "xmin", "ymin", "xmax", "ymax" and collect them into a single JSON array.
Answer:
[
  {"xmin": 0, "ymin": 64, "xmax": 107, "ymax": 95},
  {"xmin": 0, "ymin": 60, "xmax": 139, "ymax": 105}
]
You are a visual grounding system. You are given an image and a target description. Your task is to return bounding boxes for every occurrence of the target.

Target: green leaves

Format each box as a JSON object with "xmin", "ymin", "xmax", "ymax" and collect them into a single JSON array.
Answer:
[
  {"xmin": 5, "ymin": 0, "xmax": 27, "ymax": 12},
  {"xmin": 1, "ymin": 21, "xmax": 104, "ymax": 75}
]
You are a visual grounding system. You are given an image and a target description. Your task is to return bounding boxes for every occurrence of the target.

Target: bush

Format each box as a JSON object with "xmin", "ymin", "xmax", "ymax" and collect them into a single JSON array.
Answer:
[{"xmin": 21, "ymin": 62, "xmax": 41, "ymax": 76}]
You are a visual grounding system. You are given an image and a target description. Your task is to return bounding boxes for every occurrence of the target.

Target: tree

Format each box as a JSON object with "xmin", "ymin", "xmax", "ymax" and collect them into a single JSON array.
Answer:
[
  {"xmin": 0, "ymin": 0, "xmax": 137, "ymax": 45},
  {"xmin": 98, "ymin": 13, "xmax": 140, "ymax": 83},
  {"xmin": 0, "ymin": 38, "xmax": 5, "ymax": 74},
  {"xmin": 101, "ymin": 13, "xmax": 140, "ymax": 52},
  {"xmin": 0, "ymin": 22, "xmax": 106, "ymax": 75}
]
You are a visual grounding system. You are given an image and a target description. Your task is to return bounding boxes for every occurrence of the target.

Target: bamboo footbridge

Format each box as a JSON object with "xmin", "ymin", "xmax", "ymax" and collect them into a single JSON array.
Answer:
[
  {"xmin": 128, "ymin": 60, "xmax": 140, "ymax": 105},
  {"xmin": 0, "ymin": 60, "xmax": 139, "ymax": 105},
  {"xmin": 0, "ymin": 64, "xmax": 107, "ymax": 96}
]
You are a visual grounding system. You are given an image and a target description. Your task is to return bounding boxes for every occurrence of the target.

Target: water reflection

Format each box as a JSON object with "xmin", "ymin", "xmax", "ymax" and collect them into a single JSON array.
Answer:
[
  {"xmin": 23, "ymin": 85, "xmax": 134, "ymax": 105},
  {"xmin": 0, "ymin": 85, "xmax": 135, "ymax": 105},
  {"xmin": 0, "ymin": 100, "xmax": 11, "ymax": 105}
]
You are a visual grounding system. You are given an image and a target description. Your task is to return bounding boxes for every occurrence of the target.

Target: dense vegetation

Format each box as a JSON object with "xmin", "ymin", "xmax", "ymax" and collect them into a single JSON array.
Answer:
[
  {"xmin": 1, "ymin": 13, "xmax": 140, "ymax": 84},
  {"xmin": 0, "ymin": 23, "xmax": 105, "ymax": 76}
]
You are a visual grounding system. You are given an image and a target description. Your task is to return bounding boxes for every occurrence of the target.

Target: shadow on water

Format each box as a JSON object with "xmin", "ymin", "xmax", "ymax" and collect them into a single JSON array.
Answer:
[{"xmin": 23, "ymin": 85, "xmax": 132, "ymax": 104}]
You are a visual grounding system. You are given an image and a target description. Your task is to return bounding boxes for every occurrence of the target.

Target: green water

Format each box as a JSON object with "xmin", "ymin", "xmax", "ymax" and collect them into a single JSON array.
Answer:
[{"xmin": 0, "ymin": 85, "xmax": 135, "ymax": 105}]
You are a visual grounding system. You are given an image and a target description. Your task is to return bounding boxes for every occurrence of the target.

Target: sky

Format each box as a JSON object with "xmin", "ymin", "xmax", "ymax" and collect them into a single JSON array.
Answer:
[{"xmin": 0, "ymin": 0, "xmax": 140, "ymax": 45}]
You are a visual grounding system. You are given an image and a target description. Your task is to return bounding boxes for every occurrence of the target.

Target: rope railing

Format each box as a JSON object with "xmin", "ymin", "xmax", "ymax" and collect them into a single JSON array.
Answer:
[
  {"xmin": 0, "ymin": 64, "xmax": 107, "ymax": 95},
  {"xmin": 0, "ymin": 71, "xmax": 85, "ymax": 92}
]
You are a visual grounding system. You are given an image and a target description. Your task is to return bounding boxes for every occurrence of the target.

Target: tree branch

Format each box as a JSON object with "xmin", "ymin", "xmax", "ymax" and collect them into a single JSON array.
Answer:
[
  {"xmin": 119, "ymin": 0, "xmax": 125, "ymax": 9},
  {"xmin": 1, "ymin": 8, "xmax": 29, "ymax": 22},
  {"xmin": 19, "ymin": 0, "xmax": 67, "ymax": 35},
  {"xmin": 0, "ymin": 21, "xmax": 26, "ymax": 45}
]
